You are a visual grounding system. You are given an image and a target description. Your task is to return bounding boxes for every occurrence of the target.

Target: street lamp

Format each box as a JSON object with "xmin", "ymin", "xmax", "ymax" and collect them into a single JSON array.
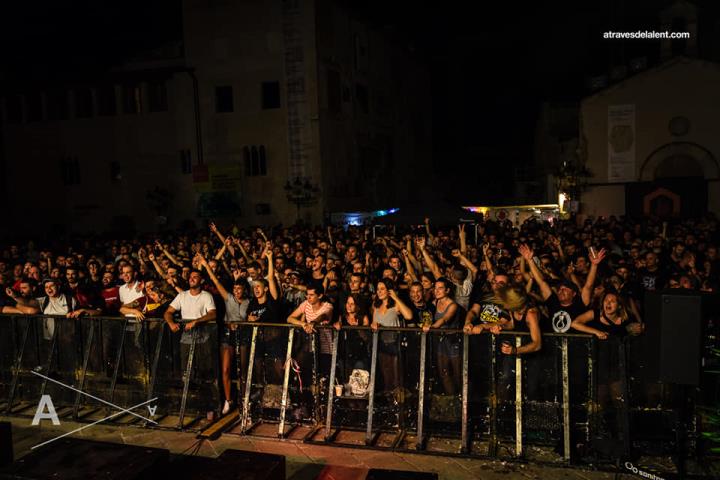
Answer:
[{"xmin": 284, "ymin": 176, "xmax": 321, "ymax": 223}]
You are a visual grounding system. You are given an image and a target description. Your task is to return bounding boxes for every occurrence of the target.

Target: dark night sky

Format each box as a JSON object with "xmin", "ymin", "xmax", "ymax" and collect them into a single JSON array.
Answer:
[{"xmin": 2, "ymin": 0, "xmax": 718, "ymax": 203}]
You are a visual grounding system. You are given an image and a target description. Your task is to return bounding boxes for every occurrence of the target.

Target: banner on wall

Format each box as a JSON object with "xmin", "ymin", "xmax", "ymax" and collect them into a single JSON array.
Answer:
[
  {"xmin": 608, "ymin": 104, "xmax": 636, "ymax": 182},
  {"xmin": 193, "ymin": 164, "xmax": 242, "ymax": 193}
]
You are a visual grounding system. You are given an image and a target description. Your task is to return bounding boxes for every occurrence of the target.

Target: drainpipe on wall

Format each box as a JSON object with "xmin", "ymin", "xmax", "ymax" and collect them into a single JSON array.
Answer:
[{"xmin": 187, "ymin": 69, "xmax": 203, "ymax": 166}]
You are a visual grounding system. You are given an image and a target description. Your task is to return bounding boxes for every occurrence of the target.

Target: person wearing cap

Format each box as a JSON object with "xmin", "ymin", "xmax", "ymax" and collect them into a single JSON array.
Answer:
[{"xmin": 519, "ymin": 244, "xmax": 606, "ymax": 334}]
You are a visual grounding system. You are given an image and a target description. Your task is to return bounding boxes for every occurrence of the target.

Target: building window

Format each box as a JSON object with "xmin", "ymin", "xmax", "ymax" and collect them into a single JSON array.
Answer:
[
  {"xmin": 60, "ymin": 157, "xmax": 81, "ymax": 185},
  {"xmin": 5, "ymin": 95, "xmax": 23, "ymax": 123},
  {"xmin": 75, "ymin": 88, "xmax": 93, "ymax": 118},
  {"xmin": 46, "ymin": 90, "xmax": 68, "ymax": 121},
  {"xmin": 255, "ymin": 203, "xmax": 271, "ymax": 215},
  {"xmin": 123, "ymin": 84, "xmax": 142, "ymax": 114},
  {"xmin": 261, "ymin": 81, "xmax": 281, "ymax": 109},
  {"xmin": 97, "ymin": 85, "xmax": 117, "ymax": 116},
  {"xmin": 149, "ymin": 81, "xmax": 168, "ymax": 112},
  {"xmin": 244, "ymin": 145, "xmax": 267, "ymax": 176},
  {"xmin": 215, "ymin": 86, "xmax": 233, "ymax": 112},
  {"xmin": 180, "ymin": 149, "xmax": 192, "ymax": 174},
  {"xmin": 26, "ymin": 93, "xmax": 43, "ymax": 122}
]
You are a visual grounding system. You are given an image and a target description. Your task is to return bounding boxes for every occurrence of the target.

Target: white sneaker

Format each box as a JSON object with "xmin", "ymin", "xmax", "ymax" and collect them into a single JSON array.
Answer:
[{"xmin": 222, "ymin": 400, "xmax": 232, "ymax": 415}]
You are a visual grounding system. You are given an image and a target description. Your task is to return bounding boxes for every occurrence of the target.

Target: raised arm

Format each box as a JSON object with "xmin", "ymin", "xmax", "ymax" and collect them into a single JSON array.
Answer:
[
  {"xmin": 519, "ymin": 244, "xmax": 552, "ymax": 300},
  {"xmin": 482, "ymin": 243, "xmax": 495, "ymax": 280},
  {"xmin": 265, "ymin": 249, "xmax": 279, "ymax": 300},
  {"xmin": 233, "ymin": 238, "xmax": 252, "ymax": 263},
  {"xmin": 582, "ymin": 248, "xmax": 606, "ymax": 306},
  {"xmin": 402, "ymin": 249, "xmax": 418, "ymax": 282},
  {"xmin": 417, "ymin": 237, "xmax": 442, "ymax": 279},
  {"xmin": 214, "ymin": 242, "xmax": 227, "ymax": 261},
  {"xmin": 459, "ymin": 224, "xmax": 468, "ymax": 256},
  {"xmin": 156, "ymin": 240, "xmax": 182, "ymax": 267},
  {"xmin": 549, "ymin": 235, "xmax": 565, "ymax": 263},
  {"xmin": 454, "ymin": 251, "xmax": 478, "ymax": 281},
  {"xmin": 197, "ymin": 253, "xmax": 229, "ymax": 301},
  {"xmin": 209, "ymin": 222, "xmax": 227, "ymax": 244},
  {"xmin": 424, "ymin": 217, "xmax": 436, "ymax": 247},
  {"xmin": 147, "ymin": 252, "xmax": 166, "ymax": 277},
  {"xmin": 389, "ymin": 289, "xmax": 413, "ymax": 321}
]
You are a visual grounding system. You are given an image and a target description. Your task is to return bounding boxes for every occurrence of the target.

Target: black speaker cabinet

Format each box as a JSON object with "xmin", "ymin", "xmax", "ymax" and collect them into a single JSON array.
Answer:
[
  {"xmin": 167, "ymin": 449, "xmax": 285, "ymax": 480},
  {"xmin": 0, "ymin": 438, "xmax": 168, "ymax": 479},
  {"xmin": 644, "ymin": 290, "xmax": 703, "ymax": 386}
]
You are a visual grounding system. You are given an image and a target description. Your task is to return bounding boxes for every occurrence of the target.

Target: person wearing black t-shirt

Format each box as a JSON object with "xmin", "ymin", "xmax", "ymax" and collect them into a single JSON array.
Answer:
[
  {"xmin": 637, "ymin": 251, "xmax": 667, "ymax": 293},
  {"xmin": 520, "ymin": 243, "xmax": 605, "ymax": 408},
  {"xmin": 247, "ymin": 251, "xmax": 283, "ymax": 382}
]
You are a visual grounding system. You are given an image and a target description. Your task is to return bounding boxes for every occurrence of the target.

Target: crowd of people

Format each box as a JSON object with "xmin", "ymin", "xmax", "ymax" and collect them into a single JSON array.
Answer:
[{"xmin": 1, "ymin": 214, "xmax": 718, "ymax": 417}]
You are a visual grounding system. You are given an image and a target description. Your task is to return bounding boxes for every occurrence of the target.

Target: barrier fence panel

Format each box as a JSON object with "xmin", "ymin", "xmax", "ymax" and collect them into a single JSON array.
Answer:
[
  {"xmin": 9, "ymin": 316, "xmax": 83, "ymax": 416},
  {"xmin": 1, "ymin": 313, "xmax": 710, "ymax": 465},
  {"xmin": 0, "ymin": 314, "xmax": 220, "ymax": 432},
  {"xmin": 0, "ymin": 316, "xmax": 20, "ymax": 409}
]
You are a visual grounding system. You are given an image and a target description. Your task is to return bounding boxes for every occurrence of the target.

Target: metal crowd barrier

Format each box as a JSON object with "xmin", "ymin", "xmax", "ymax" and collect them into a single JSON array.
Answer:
[
  {"xmin": 0, "ymin": 314, "xmax": 702, "ymax": 464},
  {"xmin": 0, "ymin": 314, "xmax": 219, "ymax": 432},
  {"xmin": 225, "ymin": 321, "xmax": 601, "ymax": 463}
]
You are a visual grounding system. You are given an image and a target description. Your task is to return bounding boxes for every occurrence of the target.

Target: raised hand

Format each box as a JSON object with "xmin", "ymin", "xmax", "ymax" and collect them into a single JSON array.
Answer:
[
  {"xmin": 589, "ymin": 247, "xmax": 607, "ymax": 265},
  {"xmin": 195, "ymin": 252, "xmax": 208, "ymax": 267},
  {"xmin": 415, "ymin": 237, "xmax": 426, "ymax": 250},
  {"xmin": 518, "ymin": 244, "xmax": 534, "ymax": 261},
  {"xmin": 209, "ymin": 222, "xmax": 218, "ymax": 232}
]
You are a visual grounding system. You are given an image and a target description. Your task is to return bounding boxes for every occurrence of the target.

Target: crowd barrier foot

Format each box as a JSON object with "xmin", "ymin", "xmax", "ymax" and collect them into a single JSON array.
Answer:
[{"xmin": 198, "ymin": 410, "xmax": 240, "ymax": 440}]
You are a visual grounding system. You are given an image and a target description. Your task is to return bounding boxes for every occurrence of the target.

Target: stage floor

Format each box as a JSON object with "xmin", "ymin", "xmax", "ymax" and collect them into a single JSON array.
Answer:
[{"xmin": 0, "ymin": 415, "xmax": 638, "ymax": 479}]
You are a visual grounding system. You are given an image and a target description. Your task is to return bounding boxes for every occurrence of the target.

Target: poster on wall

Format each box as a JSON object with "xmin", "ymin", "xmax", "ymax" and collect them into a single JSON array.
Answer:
[
  {"xmin": 193, "ymin": 163, "xmax": 243, "ymax": 218},
  {"xmin": 607, "ymin": 104, "xmax": 636, "ymax": 182}
]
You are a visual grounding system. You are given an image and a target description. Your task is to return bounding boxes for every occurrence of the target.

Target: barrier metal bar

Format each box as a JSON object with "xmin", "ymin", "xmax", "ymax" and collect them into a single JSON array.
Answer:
[
  {"xmin": 178, "ymin": 328, "xmax": 199, "ymax": 429},
  {"xmin": 241, "ymin": 326, "xmax": 258, "ymax": 433},
  {"xmin": 311, "ymin": 332, "xmax": 320, "ymax": 423},
  {"xmin": 144, "ymin": 322, "xmax": 165, "ymax": 426},
  {"xmin": 39, "ymin": 320, "xmax": 60, "ymax": 398},
  {"xmin": 488, "ymin": 334, "xmax": 498, "ymax": 457},
  {"xmin": 618, "ymin": 340, "xmax": 631, "ymax": 457},
  {"xmin": 106, "ymin": 318, "xmax": 129, "ymax": 413},
  {"xmin": 461, "ymin": 333, "xmax": 470, "ymax": 454},
  {"xmin": 514, "ymin": 335, "xmax": 522, "ymax": 458},
  {"xmin": 587, "ymin": 337, "xmax": 596, "ymax": 448},
  {"xmin": 5, "ymin": 317, "xmax": 31, "ymax": 413},
  {"xmin": 324, "ymin": 329, "xmax": 340, "ymax": 441},
  {"xmin": 73, "ymin": 320, "xmax": 95, "ymax": 420},
  {"xmin": 561, "ymin": 337, "xmax": 571, "ymax": 462},
  {"xmin": 278, "ymin": 328, "xmax": 295, "ymax": 437},
  {"xmin": 416, "ymin": 331, "xmax": 427, "ymax": 450},
  {"xmin": 365, "ymin": 329, "xmax": 379, "ymax": 446}
]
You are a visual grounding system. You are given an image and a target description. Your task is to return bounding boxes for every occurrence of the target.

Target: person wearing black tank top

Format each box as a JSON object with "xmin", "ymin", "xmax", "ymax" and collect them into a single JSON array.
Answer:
[
  {"xmin": 571, "ymin": 291, "xmax": 644, "ymax": 439},
  {"xmin": 423, "ymin": 277, "xmax": 460, "ymax": 395},
  {"xmin": 571, "ymin": 291, "xmax": 644, "ymax": 398}
]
